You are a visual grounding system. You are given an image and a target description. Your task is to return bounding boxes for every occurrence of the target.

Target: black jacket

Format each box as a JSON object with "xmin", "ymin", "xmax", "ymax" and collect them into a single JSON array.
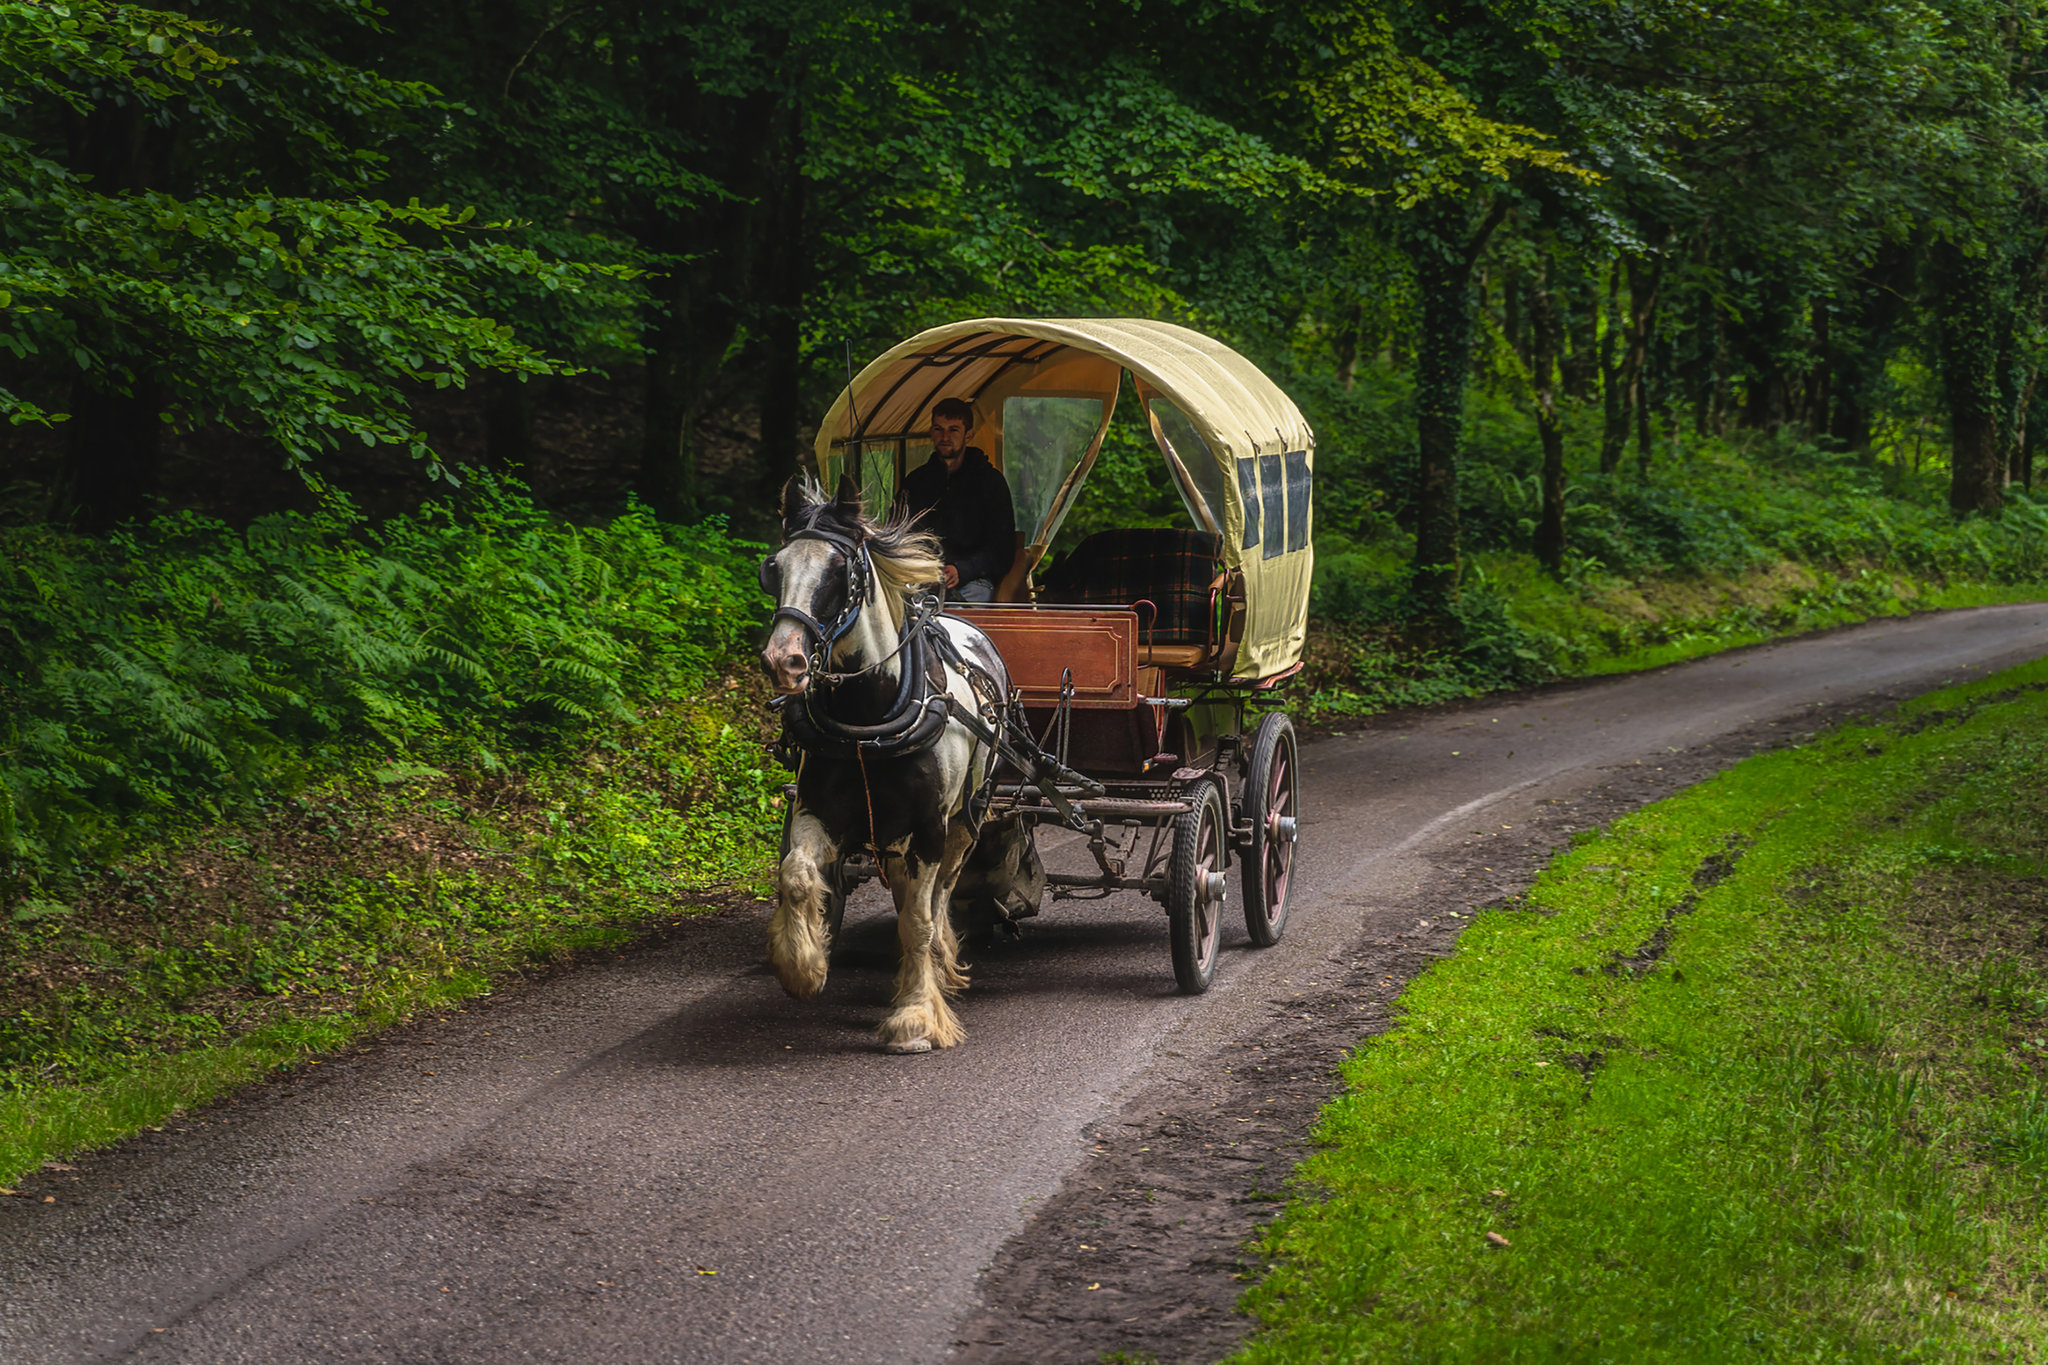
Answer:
[{"xmin": 898, "ymin": 446, "xmax": 1016, "ymax": 586}]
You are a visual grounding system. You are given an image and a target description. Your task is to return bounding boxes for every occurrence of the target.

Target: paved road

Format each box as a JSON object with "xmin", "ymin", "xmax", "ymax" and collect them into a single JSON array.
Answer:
[{"xmin": 6, "ymin": 604, "xmax": 2048, "ymax": 1364}]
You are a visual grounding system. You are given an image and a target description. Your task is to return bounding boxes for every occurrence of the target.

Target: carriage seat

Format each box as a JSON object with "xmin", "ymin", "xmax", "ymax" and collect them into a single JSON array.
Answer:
[{"xmin": 1038, "ymin": 528, "xmax": 1224, "ymax": 668}]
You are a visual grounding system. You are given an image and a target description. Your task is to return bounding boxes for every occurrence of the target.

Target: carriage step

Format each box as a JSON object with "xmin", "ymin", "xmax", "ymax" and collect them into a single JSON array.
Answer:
[{"xmin": 1073, "ymin": 797, "xmax": 1191, "ymax": 818}]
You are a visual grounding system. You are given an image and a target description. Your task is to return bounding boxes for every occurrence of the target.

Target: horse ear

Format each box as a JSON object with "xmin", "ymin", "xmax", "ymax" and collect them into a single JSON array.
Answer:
[
  {"xmin": 833, "ymin": 472, "xmax": 864, "ymax": 519},
  {"xmin": 780, "ymin": 475, "xmax": 807, "ymax": 529}
]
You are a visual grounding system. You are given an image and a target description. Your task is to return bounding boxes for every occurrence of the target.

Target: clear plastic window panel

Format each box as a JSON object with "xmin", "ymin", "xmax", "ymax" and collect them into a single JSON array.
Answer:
[
  {"xmin": 1236, "ymin": 457, "xmax": 1261, "ymax": 550},
  {"xmin": 1283, "ymin": 449, "xmax": 1312, "ymax": 552},
  {"xmin": 1258, "ymin": 452, "xmax": 1285, "ymax": 560},
  {"xmin": 855, "ymin": 441, "xmax": 896, "ymax": 517},
  {"xmin": 1147, "ymin": 397, "xmax": 1227, "ymax": 534},
  {"xmin": 903, "ymin": 438, "xmax": 935, "ymax": 480},
  {"xmin": 1002, "ymin": 396, "xmax": 1104, "ymax": 542}
]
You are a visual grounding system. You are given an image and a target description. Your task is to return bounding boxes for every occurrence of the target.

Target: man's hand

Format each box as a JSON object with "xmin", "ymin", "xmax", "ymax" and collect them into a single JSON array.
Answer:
[{"xmin": 941, "ymin": 564, "xmax": 961, "ymax": 588}]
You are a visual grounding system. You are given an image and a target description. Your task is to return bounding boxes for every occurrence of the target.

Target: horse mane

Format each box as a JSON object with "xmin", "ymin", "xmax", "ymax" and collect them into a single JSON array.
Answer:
[{"xmin": 787, "ymin": 475, "xmax": 943, "ymax": 634}]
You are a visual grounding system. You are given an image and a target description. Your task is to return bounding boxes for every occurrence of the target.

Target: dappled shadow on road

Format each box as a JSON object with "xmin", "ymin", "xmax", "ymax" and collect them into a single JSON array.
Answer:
[{"xmin": 584, "ymin": 895, "xmax": 1206, "ymax": 1077}]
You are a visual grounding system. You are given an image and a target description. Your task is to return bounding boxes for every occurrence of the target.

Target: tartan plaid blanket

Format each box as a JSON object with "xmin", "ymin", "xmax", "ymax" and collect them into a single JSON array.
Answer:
[{"xmin": 1040, "ymin": 528, "xmax": 1221, "ymax": 644}]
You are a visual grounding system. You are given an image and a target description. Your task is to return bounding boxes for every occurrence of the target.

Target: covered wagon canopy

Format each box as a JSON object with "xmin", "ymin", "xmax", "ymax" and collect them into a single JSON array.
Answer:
[{"xmin": 813, "ymin": 317, "xmax": 1314, "ymax": 681}]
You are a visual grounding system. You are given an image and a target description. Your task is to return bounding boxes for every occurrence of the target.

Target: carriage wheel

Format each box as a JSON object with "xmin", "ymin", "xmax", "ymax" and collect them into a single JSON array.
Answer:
[
  {"xmin": 1168, "ymin": 780, "xmax": 1228, "ymax": 994},
  {"xmin": 1241, "ymin": 712, "xmax": 1299, "ymax": 948},
  {"xmin": 780, "ymin": 805, "xmax": 849, "ymax": 948}
]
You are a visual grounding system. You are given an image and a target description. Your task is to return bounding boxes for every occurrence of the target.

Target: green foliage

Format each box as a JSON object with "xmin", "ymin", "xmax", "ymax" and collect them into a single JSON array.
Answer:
[
  {"xmin": 0, "ymin": 0, "xmax": 631, "ymax": 485},
  {"xmin": 1234, "ymin": 660, "xmax": 2048, "ymax": 1361},
  {"xmin": 0, "ymin": 687, "xmax": 784, "ymax": 1176},
  {"xmin": 1302, "ymin": 3, "xmax": 1596, "ymax": 207},
  {"xmin": 0, "ymin": 474, "xmax": 765, "ymax": 898},
  {"xmin": 1295, "ymin": 367, "xmax": 2048, "ymax": 723}
]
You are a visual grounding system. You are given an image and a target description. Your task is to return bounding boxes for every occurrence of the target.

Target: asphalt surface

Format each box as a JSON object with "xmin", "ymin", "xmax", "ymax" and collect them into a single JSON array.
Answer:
[{"xmin": 5, "ymin": 603, "xmax": 2048, "ymax": 1365}]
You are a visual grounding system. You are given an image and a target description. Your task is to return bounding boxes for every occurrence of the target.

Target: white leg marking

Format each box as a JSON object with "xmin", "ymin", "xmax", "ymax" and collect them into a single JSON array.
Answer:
[
  {"xmin": 768, "ymin": 810, "xmax": 836, "ymax": 999},
  {"xmin": 877, "ymin": 837, "xmax": 970, "ymax": 1051}
]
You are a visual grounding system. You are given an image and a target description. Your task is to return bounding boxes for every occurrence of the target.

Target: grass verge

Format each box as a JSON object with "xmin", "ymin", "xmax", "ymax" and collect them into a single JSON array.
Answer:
[
  {"xmin": 0, "ymin": 688, "xmax": 781, "ymax": 1188},
  {"xmin": 1234, "ymin": 657, "xmax": 2048, "ymax": 1360}
]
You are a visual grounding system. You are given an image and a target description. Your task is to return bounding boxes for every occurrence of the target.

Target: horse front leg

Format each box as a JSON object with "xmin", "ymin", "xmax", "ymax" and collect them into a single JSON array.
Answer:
[
  {"xmin": 928, "ymin": 814, "xmax": 981, "ymax": 997},
  {"xmin": 878, "ymin": 820, "xmax": 978, "ymax": 1052},
  {"xmin": 768, "ymin": 808, "xmax": 838, "ymax": 999}
]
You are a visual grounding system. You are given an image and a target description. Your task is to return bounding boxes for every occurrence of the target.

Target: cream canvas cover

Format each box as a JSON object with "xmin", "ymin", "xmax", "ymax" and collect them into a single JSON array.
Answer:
[{"xmin": 814, "ymin": 317, "xmax": 1314, "ymax": 681}]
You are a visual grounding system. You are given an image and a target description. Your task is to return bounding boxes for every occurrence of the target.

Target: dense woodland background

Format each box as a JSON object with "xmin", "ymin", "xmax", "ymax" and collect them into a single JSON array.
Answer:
[
  {"xmin": 5, "ymin": 0, "xmax": 2048, "ymax": 910},
  {"xmin": 7, "ymin": 0, "xmax": 2047, "ymax": 537}
]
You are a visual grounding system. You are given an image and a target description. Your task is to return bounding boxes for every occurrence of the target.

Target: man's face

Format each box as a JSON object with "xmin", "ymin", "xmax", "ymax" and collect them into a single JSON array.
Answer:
[{"xmin": 931, "ymin": 414, "xmax": 970, "ymax": 466}]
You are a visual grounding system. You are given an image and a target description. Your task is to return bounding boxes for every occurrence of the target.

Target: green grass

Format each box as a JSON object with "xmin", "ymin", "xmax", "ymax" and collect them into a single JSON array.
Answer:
[
  {"xmin": 0, "ymin": 693, "xmax": 781, "ymax": 1187},
  {"xmin": 1234, "ymin": 658, "xmax": 2048, "ymax": 1361},
  {"xmin": 0, "ymin": 985, "xmax": 467, "ymax": 1188},
  {"xmin": 1574, "ymin": 577, "xmax": 2048, "ymax": 677}
]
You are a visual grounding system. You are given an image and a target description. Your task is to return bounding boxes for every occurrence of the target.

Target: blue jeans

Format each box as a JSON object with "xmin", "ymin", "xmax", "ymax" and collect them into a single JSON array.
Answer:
[{"xmin": 948, "ymin": 578, "xmax": 995, "ymax": 604}]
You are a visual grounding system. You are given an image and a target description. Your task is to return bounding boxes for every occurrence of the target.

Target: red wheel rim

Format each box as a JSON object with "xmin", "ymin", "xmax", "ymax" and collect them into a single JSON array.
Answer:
[
  {"xmin": 1195, "ymin": 791, "xmax": 1222, "ymax": 970},
  {"xmin": 1262, "ymin": 743, "xmax": 1293, "ymax": 925}
]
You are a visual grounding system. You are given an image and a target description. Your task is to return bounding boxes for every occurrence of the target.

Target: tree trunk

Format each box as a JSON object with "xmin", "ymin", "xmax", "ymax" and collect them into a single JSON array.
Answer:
[
  {"xmin": 1634, "ymin": 313, "xmax": 1657, "ymax": 478},
  {"xmin": 1808, "ymin": 297, "xmax": 1831, "ymax": 436},
  {"xmin": 1828, "ymin": 244, "xmax": 1913, "ymax": 457},
  {"xmin": 1707, "ymin": 305, "xmax": 1732, "ymax": 435},
  {"xmin": 1403, "ymin": 196, "xmax": 1505, "ymax": 605},
  {"xmin": 59, "ymin": 375, "xmax": 161, "ymax": 531},
  {"xmin": 638, "ymin": 269, "xmax": 699, "ymax": 521},
  {"xmin": 1623, "ymin": 249, "xmax": 1665, "ymax": 477},
  {"xmin": 633, "ymin": 81, "xmax": 780, "ymax": 521},
  {"xmin": 1935, "ymin": 241, "xmax": 2008, "ymax": 516},
  {"xmin": 1560, "ymin": 268, "xmax": 1598, "ymax": 401},
  {"xmin": 1730, "ymin": 269, "xmax": 1801, "ymax": 431},
  {"xmin": 1528, "ymin": 271, "xmax": 1567, "ymax": 575},
  {"xmin": 1829, "ymin": 382, "xmax": 1871, "ymax": 456},
  {"xmin": 1997, "ymin": 229, "xmax": 2048, "ymax": 488},
  {"xmin": 1336, "ymin": 301, "xmax": 1363, "ymax": 390},
  {"xmin": 1503, "ymin": 269, "xmax": 1527, "ymax": 374},
  {"xmin": 483, "ymin": 372, "xmax": 534, "ymax": 477},
  {"xmin": 2015, "ymin": 368, "xmax": 2040, "ymax": 489},
  {"xmin": 756, "ymin": 96, "xmax": 808, "ymax": 515},
  {"xmin": 2022, "ymin": 404, "xmax": 2038, "ymax": 490},
  {"xmin": 1599, "ymin": 259, "xmax": 1626, "ymax": 473},
  {"xmin": 1689, "ymin": 285, "xmax": 1713, "ymax": 439}
]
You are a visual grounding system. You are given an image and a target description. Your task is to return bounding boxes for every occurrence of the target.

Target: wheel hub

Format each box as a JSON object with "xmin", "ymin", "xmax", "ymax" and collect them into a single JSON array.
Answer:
[
  {"xmin": 1266, "ymin": 813, "xmax": 1297, "ymax": 846},
  {"xmin": 1201, "ymin": 870, "xmax": 1227, "ymax": 906}
]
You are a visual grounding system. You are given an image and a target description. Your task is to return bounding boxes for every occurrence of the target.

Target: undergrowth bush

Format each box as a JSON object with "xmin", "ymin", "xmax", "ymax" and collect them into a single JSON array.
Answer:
[
  {"xmin": 1301, "ymin": 405, "xmax": 2048, "ymax": 721},
  {"xmin": 0, "ymin": 474, "xmax": 764, "ymax": 902}
]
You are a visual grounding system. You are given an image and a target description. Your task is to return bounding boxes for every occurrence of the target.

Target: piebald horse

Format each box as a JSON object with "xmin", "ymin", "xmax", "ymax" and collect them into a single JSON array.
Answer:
[{"xmin": 759, "ymin": 475, "xmax": 1011, "ymax": 1052}]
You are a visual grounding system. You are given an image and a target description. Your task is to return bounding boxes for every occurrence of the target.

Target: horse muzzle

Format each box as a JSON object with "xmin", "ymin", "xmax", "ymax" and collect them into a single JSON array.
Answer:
[{"xmin": 762, "ymin": 623, "xmax": 814, "ymax": 695}]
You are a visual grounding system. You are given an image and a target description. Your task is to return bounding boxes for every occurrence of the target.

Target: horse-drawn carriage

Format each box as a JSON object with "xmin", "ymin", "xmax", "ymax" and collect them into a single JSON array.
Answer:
[{"xmin": 760, "ymin": 318, "xmax": 1312, "ymax": 1050}]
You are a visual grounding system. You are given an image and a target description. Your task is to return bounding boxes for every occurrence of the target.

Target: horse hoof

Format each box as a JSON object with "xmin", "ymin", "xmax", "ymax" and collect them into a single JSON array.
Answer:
[{"xmin": 883, "ymin": 1038, "xmax": 932, "ymax": 1055}]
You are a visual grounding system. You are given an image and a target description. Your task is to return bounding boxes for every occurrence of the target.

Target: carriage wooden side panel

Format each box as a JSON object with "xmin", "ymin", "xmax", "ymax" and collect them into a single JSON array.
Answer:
[{"xmin": 947, "ymin": 605, "xmax": 1140, "ymax": 707}]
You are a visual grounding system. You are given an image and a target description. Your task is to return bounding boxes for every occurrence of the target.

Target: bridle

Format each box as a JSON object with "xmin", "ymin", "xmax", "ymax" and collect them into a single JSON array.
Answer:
[
  {"xmin": 763, "ymin": 517, "xmax": 951, "ymax": 757},
  {"xmin": 761, "ymin": 522, "xmax": 875, "ymax": 681}
]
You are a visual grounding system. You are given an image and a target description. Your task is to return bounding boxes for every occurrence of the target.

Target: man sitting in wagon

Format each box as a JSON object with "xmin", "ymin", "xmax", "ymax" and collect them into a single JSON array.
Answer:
[{"xmin": 898, "ymin": 397, "xmax": 1015, "ymax": 603}]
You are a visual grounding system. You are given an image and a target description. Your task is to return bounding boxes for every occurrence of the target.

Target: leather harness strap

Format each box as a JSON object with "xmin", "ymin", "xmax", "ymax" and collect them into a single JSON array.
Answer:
[{"xmin": 765, "ymin": 525, "xmax": 1101, "ymax": 830}]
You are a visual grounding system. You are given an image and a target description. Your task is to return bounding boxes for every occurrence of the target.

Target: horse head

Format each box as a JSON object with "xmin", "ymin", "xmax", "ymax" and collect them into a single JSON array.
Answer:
[{"xmin": 759, "ymin": 474, "xmax": 870, "ymax": 695}]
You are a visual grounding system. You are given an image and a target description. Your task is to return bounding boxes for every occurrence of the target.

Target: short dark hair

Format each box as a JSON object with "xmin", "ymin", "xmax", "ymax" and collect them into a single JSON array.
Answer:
[{"xmin": 931, "ymin": 397, "xmax": 975, "ymax": 428}]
